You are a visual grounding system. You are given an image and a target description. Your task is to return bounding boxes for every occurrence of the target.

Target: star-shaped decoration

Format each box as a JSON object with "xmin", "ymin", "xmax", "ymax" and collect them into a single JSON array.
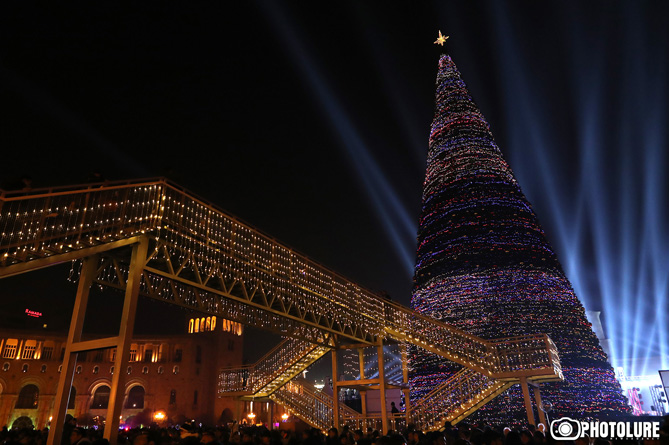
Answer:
[{"xmin": 434, "ymin": 30, "xmax": 449, "ymax": 46}]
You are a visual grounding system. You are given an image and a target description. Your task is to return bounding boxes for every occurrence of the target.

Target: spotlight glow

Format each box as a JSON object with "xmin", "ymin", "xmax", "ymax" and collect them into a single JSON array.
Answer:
[{"xmin": 488, "ymin": 2, "xmax": 669, "ymax": 378}]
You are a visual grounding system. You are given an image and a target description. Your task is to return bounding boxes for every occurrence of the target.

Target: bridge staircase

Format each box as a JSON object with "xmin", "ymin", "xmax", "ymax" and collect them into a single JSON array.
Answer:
[
  {"xmin": 1, "ymin": 179, "xmax": 563, "ymax": 438},
  {"xmin": 218, "ymin": 337, "xmax": 330, "ymax": 398}
]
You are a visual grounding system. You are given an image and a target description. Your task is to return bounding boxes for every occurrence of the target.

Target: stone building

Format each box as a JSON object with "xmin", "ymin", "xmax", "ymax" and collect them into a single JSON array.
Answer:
[{"xmin": 0, "ymin": 316, "xmax": 243, "ymax": 429}]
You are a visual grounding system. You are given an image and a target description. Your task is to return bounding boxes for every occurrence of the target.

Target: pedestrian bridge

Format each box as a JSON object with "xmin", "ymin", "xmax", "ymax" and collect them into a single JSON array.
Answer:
[{"xmin": 0, "ymin": 178, "xmax": 562, "ymax": 442}]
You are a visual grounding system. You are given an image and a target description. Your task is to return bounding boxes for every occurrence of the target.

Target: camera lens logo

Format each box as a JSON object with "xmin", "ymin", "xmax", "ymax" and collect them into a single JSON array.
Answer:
[{"xmin": 551, "ymin": 418, "xmax": 582, "ymax": 440}]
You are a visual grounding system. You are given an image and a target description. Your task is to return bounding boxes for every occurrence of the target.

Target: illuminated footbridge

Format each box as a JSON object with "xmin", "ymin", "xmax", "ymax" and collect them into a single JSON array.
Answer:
[{"xmin": 0, "ymin": 179, "xmax": 562, "ymax": 442}]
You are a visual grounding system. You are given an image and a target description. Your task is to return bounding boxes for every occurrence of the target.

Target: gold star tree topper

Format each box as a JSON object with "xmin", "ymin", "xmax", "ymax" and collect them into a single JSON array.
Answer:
[{"xmin": 434, "ymin": 30, "xmax": 449, "ymax": 46}]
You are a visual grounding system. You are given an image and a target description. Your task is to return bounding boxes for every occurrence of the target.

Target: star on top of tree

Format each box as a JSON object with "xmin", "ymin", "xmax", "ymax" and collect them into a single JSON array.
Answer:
[{"xmin": 434, "ymin": 30, "xmax": 449, "ymax": 46}]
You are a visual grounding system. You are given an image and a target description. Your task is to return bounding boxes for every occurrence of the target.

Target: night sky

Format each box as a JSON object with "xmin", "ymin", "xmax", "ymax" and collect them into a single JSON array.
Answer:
[{"xmin": 1, "ymin": 2, "xmax": 667, "ymax": 369}]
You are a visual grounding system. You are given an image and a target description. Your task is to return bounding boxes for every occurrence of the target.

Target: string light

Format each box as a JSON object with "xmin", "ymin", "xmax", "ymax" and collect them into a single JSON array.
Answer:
[{"xmin": 410, "ymin": 54, "xmax": 630, "ymax": 425}]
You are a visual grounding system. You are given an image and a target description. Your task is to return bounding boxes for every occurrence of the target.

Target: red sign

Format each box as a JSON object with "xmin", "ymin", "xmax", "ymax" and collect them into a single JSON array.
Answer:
[{"xmin": 25, "ymin": 309, "xmax": 42, "ymax": 318}]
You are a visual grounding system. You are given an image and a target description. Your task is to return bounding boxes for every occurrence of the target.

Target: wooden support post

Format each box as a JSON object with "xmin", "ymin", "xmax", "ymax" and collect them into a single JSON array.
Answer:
[
  {"xmin": 105, "ymin": 237, "xmax": 148, "ymax": 444},
  {"xmin": 401, "ymin": 344, "xmax": 411, "ymax": 425},
  {"xmin": 533, "ymin": 386, "xmax": 547, "ymax": 427},
  {"xmin": 519, "ymin": 377, "xmax": 535, "ymax": 426},
  {"xmin": 47, "ymin": 255, "xmax": 98, "ymax": 445},
  {"xmin": 377, "ymin": 341, "xmax": 388, "ymax": 435},
  {"xmin": 360, "ymin": 390, "xmax": 367, "ymax": 417},
  {"xmin": 358, "ymin": 348, "xmax": 365, "ymax": 379},
  {"xmin": 358, "ymin": 347, "xmax": 367, "ymax": 425},
  {"xmin": 331, "ymin": 349, "xmax": 340, "ymax": 430},
  {"xmin": 235, "ymin": 398, "xmax": 242, "ymax": 423}
]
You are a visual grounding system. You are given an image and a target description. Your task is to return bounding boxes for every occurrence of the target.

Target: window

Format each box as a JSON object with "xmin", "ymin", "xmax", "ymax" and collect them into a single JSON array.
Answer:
[
  {"xmin": 144, "ymin": 349, "xmax": 153, "ymax": 363},
  {"xmin": 22, "ymin": 364, "xmax": 29, "ymax": 373},
  {"xmin": 110, "ymin": 366, "xmax": 114, "ymax": 375},
  {"xmin": 129, "ymin": 345, "xmax": 138, "ymax": 362},
  {"xmin": 78, "ymin": 351, "xmax": 87, "ymax": 362},
  {"xmin": 205, "ymin": 317, "xmax": 211, "ymax": 331},
  {"xmin": 173, "ymin": 365, "xmax": 179, "ymax": 375},
  {"xmin": 169, "ymin": 389, "xmax": 176, "ymax": 405},
  {"xmin": 41, "ymin": 346, "xmax": 53, "ymax": 361},
  {"xmin": 193, "ymin": 390, "xmax": 198, "ymax": 406},
  {"xmin": 93, "ymin": 350, "xmax": 104, "ymax": 362},
  {"xmin": 58, "ymin": 365, "xmax": 62, "ymax": 373},
  {"xmin": 211, "ymin": 316, "xmax": 217, "ymax": 331},
  {"xmin": 91, "ymin": 386, "xmax": 110, "ymax": 409},
  {"xmin": 127, "ymin": 366, "xmax": 132, "ymax": 375},
  {"xmin": 188, "ymin": 319, "xmax": 194, "ymax": 333},
  {"xmin": 60, "ymin": 347, "xmax": 65, "ymax": 361},
  {"xmin": 15, "ymin": 384, "xmax": 39, "ymax": 409},
  {"xmin": 195, "ymin": 319, "xmax": 200, "ymax": 333},
  {"xmin": 158, "ymin": 366, "xmax": 164, "ymax": 375},
  {"xmin": 142, "ymin": 366, "xmax": 149, "ymax": 374},
  {"xmin": 41, "ymin": 364, "xmax": 47, "ymax": 373},
  {"xmin": 110, "ymin": 348, "xmax": 116, "ymax": 362},
  {"xmin": 195, "ymin": 345, "xmax": 202, "ymax": 364},
  {"xmin": 125, "ymin": 386, "xmax": 145, "ymax": 409},
  {"xmin": 1, "ymin": 339, "xmax": 18, "ymax": 359},
  {"xmin": 2, "ymin": 362, "xmax": 9, "ymax": 372},
  {"xmin": 174, "ymin": 348, "xmax": 182, "ymax": 362},
  {"xmin": 21, "ymin": 340, "xmax": 37, "ymax": 359},
  {"xmin": 76, "ymin": 365, "xmax": 82, "ymax": 374},
  {"xmin": 93, "ymin": 366, "xmax": 99, "ymax": 374}
]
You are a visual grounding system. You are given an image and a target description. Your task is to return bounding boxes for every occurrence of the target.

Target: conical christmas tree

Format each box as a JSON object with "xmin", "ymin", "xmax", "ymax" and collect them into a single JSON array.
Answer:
[{"xmin": 410, "ymin": 54, "xmax": 630, "ymax": 424}]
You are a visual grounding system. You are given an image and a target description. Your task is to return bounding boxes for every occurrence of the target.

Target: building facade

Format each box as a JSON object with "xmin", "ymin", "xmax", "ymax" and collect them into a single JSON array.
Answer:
[{"xmin": 0, "ymin": 317, "xmax": 243, "ymax": 429}]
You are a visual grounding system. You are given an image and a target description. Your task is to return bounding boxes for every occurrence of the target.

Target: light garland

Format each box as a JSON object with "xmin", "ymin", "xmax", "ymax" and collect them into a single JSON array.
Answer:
[{"xmin": 410, "ymin": 54, "xmax": 631, "ymax": 424}]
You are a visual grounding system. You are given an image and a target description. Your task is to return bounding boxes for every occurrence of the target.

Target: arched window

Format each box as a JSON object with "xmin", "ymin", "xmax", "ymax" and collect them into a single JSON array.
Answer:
[
  {"xmin": 125, "ymin": 386, "xmax": 145, "ymax": 409},
  {"xmin": 201, "ymin": 318, "xmax": 205, "ymax": 332},
  {"xmin": 211, "ymin": 316, "xmax": 217, "ymax": 331},
  {"xmin": 93, "ymin": 366, "xmax": 99, "ymax": 374},
  {"xmin": 40, "ymin": 364, "xmax": 47, "ymax": 373},
  {"xmin": 68, "ymin": 386, "xmax": 76, "ymax": 410},
  {"xmin": 2, "ymin": 362, "xmax": 9, "ymax": 372},
  {"xmin": 194, "ymin": 318, "xmax": 200, "ymax": 333},
  {"xmin": 142, "ymin": 366, "xmax": 149, "ymax": 374},
  {"xmin": 188, "ymin": 319, "xmax": 194, "ymax": 333},
  {"xmin": 127, "ymin": 366, "xmax": 132, "ymax": 375},
  {"xmin": 205, "ymin": 317, "xmax": 211, "ymax": 331},
  {"xmin": 173, "ymin": 365, "xmax": 179, "ymax": 375},
  {"xmin": 158, "ymin": 366, "xmax": 164, "ymax": 374},
  {"xmin": 76, "ymin": 365, "xmax": 82, "ymax": 374},
  {"xmin": 91, "ymin": 385, "xmax": 110, "ymax": 409},
  {"xmin": 22, "ymin": 364, "xmax": 29, "ymax": 373},
  {"xmin": 15, "ymin": 384, "xmax": 39, "ymax": 409}
]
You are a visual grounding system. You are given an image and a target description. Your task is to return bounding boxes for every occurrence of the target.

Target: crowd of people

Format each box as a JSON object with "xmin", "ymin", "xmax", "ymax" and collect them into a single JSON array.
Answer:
[{"xmin": 1, "ymin": 417, "xmax": 668, "ymax": 445}]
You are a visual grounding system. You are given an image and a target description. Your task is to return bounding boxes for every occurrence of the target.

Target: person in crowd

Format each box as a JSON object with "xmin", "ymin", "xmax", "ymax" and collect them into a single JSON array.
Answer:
[
  {"xmin": 326, "ymin": 428, "xmax": 340, "ymax": 445},
  {"xmin": 70, "ymin": 427, "xmax": 91, "ymax": 445}
]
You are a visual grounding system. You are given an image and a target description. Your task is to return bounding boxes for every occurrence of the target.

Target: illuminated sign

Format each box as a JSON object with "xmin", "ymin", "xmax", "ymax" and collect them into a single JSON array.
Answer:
[{"xmin": 25, "ymin": 309, "xmax": 42, "ymax": 318}]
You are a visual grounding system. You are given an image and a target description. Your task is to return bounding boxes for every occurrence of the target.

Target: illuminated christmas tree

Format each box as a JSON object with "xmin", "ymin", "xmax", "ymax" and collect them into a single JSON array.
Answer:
[{"xmin": 410, "ymin": 54, "xmax": 630, "ymax": 423}]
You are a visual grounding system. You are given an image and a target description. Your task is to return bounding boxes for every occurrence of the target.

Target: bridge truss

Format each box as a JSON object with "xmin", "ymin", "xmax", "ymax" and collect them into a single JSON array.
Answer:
[{"xmin": 1, "ymin": 179, "xmax": 562, "ymax": 443}]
